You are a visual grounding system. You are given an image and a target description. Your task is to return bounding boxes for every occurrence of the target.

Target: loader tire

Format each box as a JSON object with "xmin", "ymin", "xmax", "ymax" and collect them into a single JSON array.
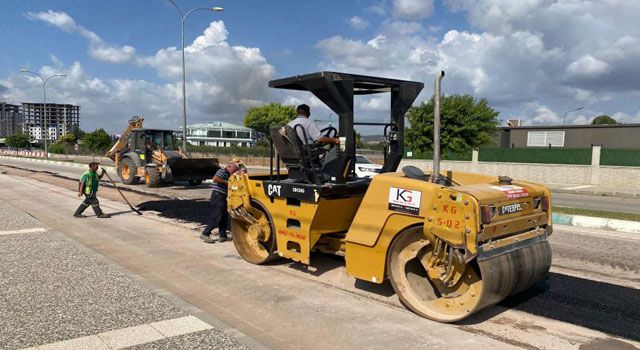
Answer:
[
  {"xmin": 119, "ymin": 158, "xmax": 139, "ymax": 185},
  {"xmin": 145, "ymin": 167, "xmax": 161, "ymax": 188}
]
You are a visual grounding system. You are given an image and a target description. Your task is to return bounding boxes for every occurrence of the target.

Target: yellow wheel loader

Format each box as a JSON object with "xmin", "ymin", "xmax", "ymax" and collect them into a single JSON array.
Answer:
[
  {"xmin": 106, "ymin": 116, "xmax": 219, "ymax": 187},
  {"xmin": 227, "ymin": 71, "xmax": 552, "ymax": 322}
]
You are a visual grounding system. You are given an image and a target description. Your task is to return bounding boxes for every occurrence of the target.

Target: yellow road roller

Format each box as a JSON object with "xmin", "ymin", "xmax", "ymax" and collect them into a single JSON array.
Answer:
[{"xmin": 227, "ymin": 71, "xmax": 552, "ymax": 322}]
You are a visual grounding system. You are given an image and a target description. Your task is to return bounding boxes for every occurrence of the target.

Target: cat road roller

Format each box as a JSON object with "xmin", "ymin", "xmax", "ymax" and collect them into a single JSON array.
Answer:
[{"xmin": 227, "ymin": 71, "xmax": 552, "ymax": 322}]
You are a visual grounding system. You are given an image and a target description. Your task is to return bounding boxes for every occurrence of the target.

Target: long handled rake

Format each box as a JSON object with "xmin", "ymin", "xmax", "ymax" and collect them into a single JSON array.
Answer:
[{"xmin": 101, "ymin": 168, "xmax": 143, "ymax": 215}]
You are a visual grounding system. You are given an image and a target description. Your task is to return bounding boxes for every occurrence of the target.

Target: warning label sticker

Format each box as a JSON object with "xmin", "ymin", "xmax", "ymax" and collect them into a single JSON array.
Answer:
[
  {"xmin": 490, "ymin": 185, "xmax": 530, "ymax": 199},
  {"xmin": 388, "ymin": 187, "xmax": 422, "ymax": 215}
]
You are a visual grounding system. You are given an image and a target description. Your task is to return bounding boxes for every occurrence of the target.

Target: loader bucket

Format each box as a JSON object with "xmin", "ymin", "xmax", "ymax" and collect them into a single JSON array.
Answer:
[{"xmin": 167, "ymin": 158, "xmax": 219, "ymax": 181}]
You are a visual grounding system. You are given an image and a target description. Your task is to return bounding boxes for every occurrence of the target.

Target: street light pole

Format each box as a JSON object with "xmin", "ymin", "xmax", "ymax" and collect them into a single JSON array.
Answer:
[
  {"xmin": 167, "ymin": 0, "xmax": 223, "ymax": 154},
  {"xmin": 563, "ymin": 106, "xmax": 584, "ymax": 125},
  {"xmin": 20, "ymin": 69, "xmax": 66, "ymax": 159}
]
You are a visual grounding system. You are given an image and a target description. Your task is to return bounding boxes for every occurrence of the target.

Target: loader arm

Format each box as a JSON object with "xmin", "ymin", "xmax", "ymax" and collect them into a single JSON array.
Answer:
[{"xmin": 106, "ymin": 116, "xmax": 144, "ymax": 160}]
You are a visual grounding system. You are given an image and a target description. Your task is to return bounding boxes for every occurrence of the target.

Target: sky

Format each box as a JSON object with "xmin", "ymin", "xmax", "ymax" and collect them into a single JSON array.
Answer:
[{"xmin": 1, "ymin": 0, "xmax": 639, "ymax": 134}]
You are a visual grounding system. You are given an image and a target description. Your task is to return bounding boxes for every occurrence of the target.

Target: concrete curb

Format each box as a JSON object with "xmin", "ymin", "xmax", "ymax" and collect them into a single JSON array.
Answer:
[
  {"xmin": 0, "ymin": 155, "xmax": 116, "ymax": 171},
  {"xmin": 551, "ymin": 187, "xmax": 640, "ymax": 199},
  {"xmin": 552, "ymin": 213, "xmax": 640, "ymax": 234}
]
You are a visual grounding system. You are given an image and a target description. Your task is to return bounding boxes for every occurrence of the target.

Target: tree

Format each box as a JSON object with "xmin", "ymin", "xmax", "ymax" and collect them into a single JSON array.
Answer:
[
  {"xmin": 592, "ymin": 115, "xmax": 617, "ymax": 125},
  {"xmin": 5, "ymin": 132, "xmax": 31, "ymax": 149},
  {"xmin": 405, "ymin": 94, "xmax": 499, "ymax": 153},
  {"xmin": 244, "ymin": 102, "xmax": 296, "ymax": 136},
  {"xmin": 60, "ymin": 132, "xmax": 77, "ymax": 145},
  {"xmin": 71, "ymin": 125, "xmax": 85, "ymax": 141},
  {"xmin": 83, "ymin": 129, "xmax": 113, "ymax": 153},
  {"xmin": 355, "ymin": 132, "xmax": 364, "ymax": 149}
]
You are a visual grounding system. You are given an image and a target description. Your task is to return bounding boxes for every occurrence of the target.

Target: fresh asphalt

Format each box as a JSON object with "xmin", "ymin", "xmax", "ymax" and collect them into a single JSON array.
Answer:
[{"xmin": 2, "ymin": 156, "xmax": 640, "ymax": 214}]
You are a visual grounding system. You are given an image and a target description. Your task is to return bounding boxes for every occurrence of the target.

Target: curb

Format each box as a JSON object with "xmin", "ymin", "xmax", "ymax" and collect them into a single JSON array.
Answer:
[
  {"xmin": 552, "ymin": 213, "xmax": 640, "ymax": 234},
  {"xmin": 551, "ymin": 187, "xmax": 640, "ymax": 199}
]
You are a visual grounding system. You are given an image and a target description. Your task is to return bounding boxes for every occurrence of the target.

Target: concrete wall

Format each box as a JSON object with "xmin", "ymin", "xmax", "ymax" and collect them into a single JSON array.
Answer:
[{"xmin": 400, "ymin": 147, "xmax": 640, "ymax": 189}]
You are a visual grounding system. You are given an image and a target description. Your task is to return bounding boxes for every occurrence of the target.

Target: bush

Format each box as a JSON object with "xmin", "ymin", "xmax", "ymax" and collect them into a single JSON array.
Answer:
[{"xmin": 6, "ymin": 133, "xmax": 31, "ymax": 149}]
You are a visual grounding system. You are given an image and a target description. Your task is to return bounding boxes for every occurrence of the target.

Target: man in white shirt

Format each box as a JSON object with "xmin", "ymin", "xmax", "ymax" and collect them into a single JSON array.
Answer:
[{"xmin": 287, "ymin": 104, "xmax": 340, "ymax": 145}]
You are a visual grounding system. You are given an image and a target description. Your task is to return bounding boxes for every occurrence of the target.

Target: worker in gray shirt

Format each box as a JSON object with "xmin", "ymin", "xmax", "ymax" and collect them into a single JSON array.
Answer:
[{"xmin": 201, "ymin": 162, "xmax": 238, "ymax": 243}]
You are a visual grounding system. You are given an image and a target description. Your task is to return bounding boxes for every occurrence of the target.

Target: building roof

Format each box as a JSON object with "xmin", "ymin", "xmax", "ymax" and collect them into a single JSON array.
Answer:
[
  {"xmin": 186, "ymin": 121, "xmax": 252, "ymax": 132},
  {"xmin": 499, "ymin": 123, "xmax": 640, "ymax": 130}
]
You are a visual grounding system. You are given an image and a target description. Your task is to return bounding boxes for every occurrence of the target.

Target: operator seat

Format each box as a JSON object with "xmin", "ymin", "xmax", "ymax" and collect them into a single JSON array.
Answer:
[{"xmin": 270, "ymin": 125, "xmax": 351, "ymax": 184}]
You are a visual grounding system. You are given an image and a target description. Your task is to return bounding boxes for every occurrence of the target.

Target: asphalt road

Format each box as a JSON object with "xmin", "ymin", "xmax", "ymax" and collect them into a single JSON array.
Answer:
[
  {"xmin": 3, "ymin": 156, "xmax": 640, "ymax": 213},
  {"xmin": 0, "ymin": 197, "xmax": 254, "ymax": 350},
  {"xmin": 0, "ymin": 166, "xmax": 638, "ymax": 349}
]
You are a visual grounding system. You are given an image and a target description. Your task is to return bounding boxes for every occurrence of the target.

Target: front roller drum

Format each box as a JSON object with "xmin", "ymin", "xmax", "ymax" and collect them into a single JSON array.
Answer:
[
  {"xmin": 230, "ymin": 200, "xmax": 278, "ymax": 265},
  {"xmin": 387, "ymin": 226, "xmax": 551, "ymax": 322}
]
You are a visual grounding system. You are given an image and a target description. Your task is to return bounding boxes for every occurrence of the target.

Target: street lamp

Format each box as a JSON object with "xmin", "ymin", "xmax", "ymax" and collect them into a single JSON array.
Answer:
[
  {"xmin": 167, "ymin": 0, "xmax": 223, "ymax": 154},
  {"xmin": 20, "ymin": 69, "xmax": 67, "ymax": 159},
  {"xmin": 563, "ymin": 106, "xmax": 584, "ymax": 125}
]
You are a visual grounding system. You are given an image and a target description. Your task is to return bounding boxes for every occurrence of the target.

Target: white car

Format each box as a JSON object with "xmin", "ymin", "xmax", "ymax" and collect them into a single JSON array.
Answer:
[{"xmin": 355, "ymin": 155, "xmax": 383, "ymax": 178}]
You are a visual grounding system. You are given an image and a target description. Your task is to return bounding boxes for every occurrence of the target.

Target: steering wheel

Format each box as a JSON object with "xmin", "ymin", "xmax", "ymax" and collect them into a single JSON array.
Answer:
[{"xmin": 320, "ymin": 126, "xmax": 337, "ymax": 138}]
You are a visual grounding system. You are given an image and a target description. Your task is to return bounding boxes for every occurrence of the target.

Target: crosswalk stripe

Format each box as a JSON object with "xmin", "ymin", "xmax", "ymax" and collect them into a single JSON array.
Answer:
[
  {"xmin": 24, "ymin": 316, "xmax": 212, "ymax": 350},
  {"xmin": 0, "ymin": 227, "xmax": 47, "ymax": 236}
]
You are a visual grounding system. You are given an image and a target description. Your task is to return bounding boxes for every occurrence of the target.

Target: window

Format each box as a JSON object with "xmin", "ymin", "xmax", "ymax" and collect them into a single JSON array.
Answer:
[
  {"xmin": 527, "ymin": 131, "xmax": 565, "ymax": 147},
  {"xmin": 224, "ymin": 130, "xmax": 235, "ymax": 138},
  {"xmin": 236, "ymin": 131, "xmax": 250, "ymax": 139},
  {"xmin": 207, "ymin": 130, "xmax": 221, "ymax": 137}
]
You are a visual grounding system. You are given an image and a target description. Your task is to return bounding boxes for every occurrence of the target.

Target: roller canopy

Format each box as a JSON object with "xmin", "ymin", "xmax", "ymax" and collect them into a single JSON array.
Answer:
[{"xmin": 269, "ymin": 71, "xmax": 424, "ymax": 173}]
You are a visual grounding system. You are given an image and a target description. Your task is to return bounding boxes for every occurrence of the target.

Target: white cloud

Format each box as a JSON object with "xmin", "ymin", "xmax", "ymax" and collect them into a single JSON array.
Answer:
[
  {"xmin": 349, "ymin": 16, "xmax": 370, "ymax": 30},
  {"xmin": 27, "ymin": 10, "xmax": 136, "ymax": 64},
  {"xmin": 316, "ymin": 0, "xmax": 640, "ymax": 125},
  {"xmin": 566, "ymin": 55, "xmax": 610, "ymax": 78},
  {"xmin": 12, "ymin": 12, "xmax": 277, "ymax": 132},
  {"xmin": 393, "ymin": 0, "xmax": 435, "ymax": 21}
]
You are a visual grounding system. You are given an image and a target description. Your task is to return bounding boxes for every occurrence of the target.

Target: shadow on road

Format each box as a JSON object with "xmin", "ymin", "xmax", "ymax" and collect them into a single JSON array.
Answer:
[
  {"xmin": 138, "ymin": 198, "xmax": 210, "ymax": 225},
  {"xmin": 463, "ymin": 272, "xmax": 640, "ymax": 341}
]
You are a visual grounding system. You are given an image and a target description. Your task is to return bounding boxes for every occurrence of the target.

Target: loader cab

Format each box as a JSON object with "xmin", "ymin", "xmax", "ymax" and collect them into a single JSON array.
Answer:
[
  {"xmin": 129, "ymin": 129, "xmax": 178, "ymax": 156},
  {"xmin": 267, "ymin": 71, "xmax": 424, "ymax": 186}
]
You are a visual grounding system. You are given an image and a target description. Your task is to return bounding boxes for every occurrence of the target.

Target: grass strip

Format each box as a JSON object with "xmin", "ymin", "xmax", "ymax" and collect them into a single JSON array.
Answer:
[{"xmin": 553, "ymin": 206, "xmax": 640, "ymax": 222}]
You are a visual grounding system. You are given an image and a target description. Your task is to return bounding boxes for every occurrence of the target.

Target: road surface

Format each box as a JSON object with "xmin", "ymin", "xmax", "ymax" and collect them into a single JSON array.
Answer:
[{"xmin": 0, "ymin": 163, "xmax": 638, "ymax": 350}]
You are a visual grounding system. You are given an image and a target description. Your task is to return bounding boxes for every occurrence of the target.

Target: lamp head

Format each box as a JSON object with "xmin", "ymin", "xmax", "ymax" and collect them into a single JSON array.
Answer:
[{"xmin": 210, "ymin": 7, "xmax": 224, "ymax": 11}]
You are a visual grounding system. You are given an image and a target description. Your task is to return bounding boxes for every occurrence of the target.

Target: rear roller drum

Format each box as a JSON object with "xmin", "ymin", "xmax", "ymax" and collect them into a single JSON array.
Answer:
[{"xmin": 231, "ymin": 200, "xmax": 278, "ymax": 265}]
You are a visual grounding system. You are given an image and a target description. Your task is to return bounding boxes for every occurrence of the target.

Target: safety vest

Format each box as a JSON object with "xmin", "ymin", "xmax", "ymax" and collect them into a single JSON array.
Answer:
[{"xmin": 83, "ymin": 170, "xmax": 99, "ymax": 196}]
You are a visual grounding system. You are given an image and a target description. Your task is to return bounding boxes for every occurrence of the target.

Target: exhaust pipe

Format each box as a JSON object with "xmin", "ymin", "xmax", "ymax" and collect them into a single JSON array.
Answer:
[{"xmin": 432, "ymin": 70, "xmax": 445, "ymax": 183}]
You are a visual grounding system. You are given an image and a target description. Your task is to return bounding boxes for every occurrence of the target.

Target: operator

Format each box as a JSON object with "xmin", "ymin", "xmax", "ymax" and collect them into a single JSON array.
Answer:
[
  {"xmin": 200, "ymin": 162, "xmax": 239, "ymax": 243},
  {"xmin": 287, "ymin": 104, "xmax": 340, "ymax": 145},
  {"xmin": 73, "ymin": 162, "xmax": 111, "ymax": 218}
]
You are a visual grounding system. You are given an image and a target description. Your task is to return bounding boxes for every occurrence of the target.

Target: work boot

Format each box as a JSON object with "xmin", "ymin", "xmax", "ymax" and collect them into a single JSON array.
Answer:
[
  {"xmin": 73, "ymin": 214, "xmax": 86, "ymax": 218},
  {"xmin": 97, "ymin": 213, "xmax": 111, "ymax": 218},
  {"xmin": 200, "ymin": 234, "xmax": 215, "ymax": 244},
  {"xmin": 218, "ymin": 236, "xmax": 231, "ymax": 243}
]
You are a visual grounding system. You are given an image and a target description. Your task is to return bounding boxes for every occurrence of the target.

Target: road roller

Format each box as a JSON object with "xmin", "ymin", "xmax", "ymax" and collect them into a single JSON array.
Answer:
[{"xmin": 227, "ymin": 71, "xmax": 552, "ymax": 322}]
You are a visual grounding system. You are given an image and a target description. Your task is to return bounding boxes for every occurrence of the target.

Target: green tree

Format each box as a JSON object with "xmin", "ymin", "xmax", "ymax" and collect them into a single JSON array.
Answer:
[
  {"xmin": 355, "ymin": 132, "xmax": 364, "ymax": 149},
  {"xmin": 71, "ymin": 125, "xmax": 85, "ymax": 141},
  {"xmin": 5, "ymin": 132, "xmax": 31, "ymax": 148},
  {"xmin": 244, "ymin": 102, "xmax": 296, "ymax": 136},
  {"xmin": 591, "ymin": 114, "xmax": 617, "ymax": 125},
  {"xmin": 60, "ymin": 132, "xmax": 77, "ymax": 145},
  {"xmin": 405, "ymin": 94, "xmax": 499, "ymax": 153},
  {"xmin": 83, "ymin": 129, "xmax": 113, "ymax": 153}
]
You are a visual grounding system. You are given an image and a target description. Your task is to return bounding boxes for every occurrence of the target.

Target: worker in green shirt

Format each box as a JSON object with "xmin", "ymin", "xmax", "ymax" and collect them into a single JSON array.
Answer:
[{"xmin": 73, "ymin": 161, "xmax": 111, "ymax": 218}]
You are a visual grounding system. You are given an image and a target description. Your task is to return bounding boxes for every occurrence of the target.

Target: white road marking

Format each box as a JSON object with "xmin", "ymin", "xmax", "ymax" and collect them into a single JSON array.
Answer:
[
  {"xmin": 0, "ymin": 227, "xmax": 47, "ymax": 236},
  {"xmin": 562, "ymin": 185, "xmax": 593, "ymax": 190},
  {"xmin": 25, "ymin": 316, "xmax": 212, "ymax": 350}
]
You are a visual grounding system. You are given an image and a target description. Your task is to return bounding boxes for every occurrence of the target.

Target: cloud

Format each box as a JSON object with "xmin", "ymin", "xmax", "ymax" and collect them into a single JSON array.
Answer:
[
  {"xmin": 12, "ymin": 12, "xmax": 277, "ymax": 132},
  {"xmin": 349, "ymin": 16, "xmax": 370, "ymax": 30},
  {"xmin": 393, "ymin": 0, "xmax": 435, "ymax": 21},
  {"xmin": 27, "ymin": 10, "xmax": 136, "ymax": 64},
  {"xmin": 316, "ymin": 0, "xmax": 640, "ymax": 125}
]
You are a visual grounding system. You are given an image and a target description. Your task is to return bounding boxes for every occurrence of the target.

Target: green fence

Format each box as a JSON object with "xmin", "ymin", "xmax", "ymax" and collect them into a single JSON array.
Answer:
[
  {"xmin": 478, "ymin": 147, "xmax": 592, "ymax": 165},
  {"xmin": 600, "ymin": 148, "xmax": 640, "ymax": 167},
  {"xmin": 406, "ymin": 150, "xmax": 473, "ymax": 161}
]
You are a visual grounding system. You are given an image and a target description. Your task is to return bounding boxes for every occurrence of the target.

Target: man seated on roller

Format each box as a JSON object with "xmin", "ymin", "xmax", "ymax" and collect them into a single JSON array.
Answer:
[{"xmin": 287, "ymin": 104, "xmax": 340, "ymax": 146}]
